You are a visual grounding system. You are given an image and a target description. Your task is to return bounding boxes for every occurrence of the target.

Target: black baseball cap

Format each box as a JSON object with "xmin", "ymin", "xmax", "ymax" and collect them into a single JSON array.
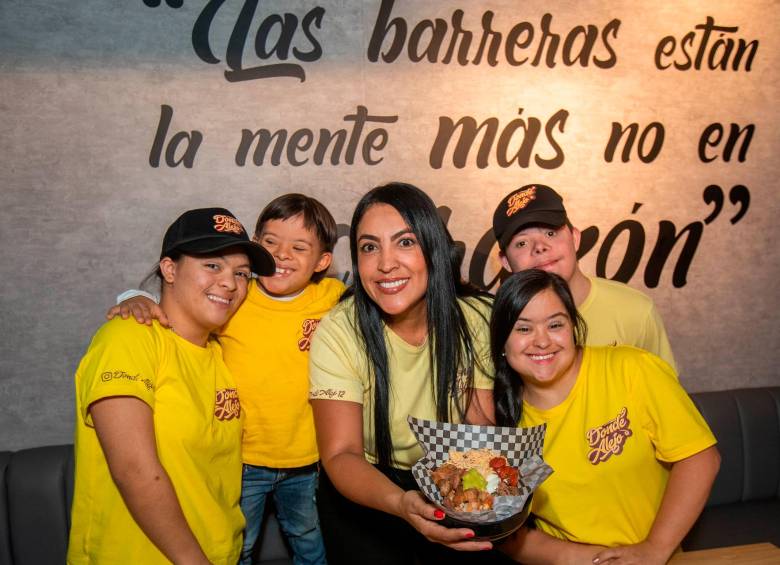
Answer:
[
  {"xmin": 492, "ymin": 184, "xmax": 569, "ymax": 251},
  {"xmin": 161, "ymin": 207, "xmax": 275, "ymax": 276}
]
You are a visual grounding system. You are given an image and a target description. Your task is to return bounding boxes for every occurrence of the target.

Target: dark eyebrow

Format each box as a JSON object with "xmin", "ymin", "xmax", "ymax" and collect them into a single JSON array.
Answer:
[
  {"xmin": 216, "ymin": 254, "xmax": 251, "ymax": 270},
  {"xmin": 390, "ymin": 228, "xmax": 414, "ymax": 241},
  {"xmin": 517, "ymin": 312, "xmax": 568, "ymax": 322},
  {"xmin": 196, "ymin": 251, "xmax": 251, "ymax": 270},
  {"xmin": 357, "ymin": 227, "xmax": 414, "ymax": 242},
  {"xmin": 260, "ymin": 230, "xmax": 313, "ymax": 246}
]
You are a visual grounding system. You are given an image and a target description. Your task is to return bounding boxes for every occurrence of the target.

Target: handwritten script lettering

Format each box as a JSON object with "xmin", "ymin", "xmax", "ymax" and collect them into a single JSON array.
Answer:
[
  {"xmin": 586, "ymin": 407, "xmax": 632, "ymax": 465},
  {"xmin": 215, "ymin": 388, "xmax": 241, "ymax": 421},
  {"xmin": 298, "ymin": 318, "xmax": 321, "ymax": 352},
  {"xmin": 192, "ymin": 0, "xmax": 325, "ymax": 82}
]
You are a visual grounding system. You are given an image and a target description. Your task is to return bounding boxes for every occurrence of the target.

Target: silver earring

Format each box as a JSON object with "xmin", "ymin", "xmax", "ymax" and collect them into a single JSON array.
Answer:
[{"xmin": 501, "ymin": 351, "xmax": 506, "ymax": 357}]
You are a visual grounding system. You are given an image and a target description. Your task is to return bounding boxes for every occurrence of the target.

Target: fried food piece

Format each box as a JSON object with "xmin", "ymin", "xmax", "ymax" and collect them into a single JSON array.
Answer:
[
  {"xmin": 431, "ymin": 463, "xmax": 463, "ymax": 497},
  {"xmin": 431, "ymin": 449, "xmax": 522, "ymax": 511}
]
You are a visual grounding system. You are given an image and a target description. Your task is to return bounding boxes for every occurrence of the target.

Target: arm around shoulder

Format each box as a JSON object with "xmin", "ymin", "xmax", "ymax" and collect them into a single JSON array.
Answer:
[{"xmin": 107, "ymin": 290, "xmax": 169, "ymax": 328}]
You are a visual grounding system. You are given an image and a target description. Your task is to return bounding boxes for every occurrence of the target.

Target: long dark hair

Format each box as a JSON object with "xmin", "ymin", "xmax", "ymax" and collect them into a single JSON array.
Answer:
[
  {"xmin": 343, "ymin": 182, "xmax": 491, "ymax": 468},
  {"xmin": 490, "ymin": 270, "xmax": 587, "ymax": 427}
]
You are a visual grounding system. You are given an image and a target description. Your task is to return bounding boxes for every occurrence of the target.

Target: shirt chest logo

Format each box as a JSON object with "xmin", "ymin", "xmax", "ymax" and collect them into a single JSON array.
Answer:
[
  {"xmin": 215, "ymin": 388, "xmax": 240, "ymax": 421},
  {"xmin": 586, "ymin": 407, "xmax": 632, "ymax": 465},
  {"xmin": 297, "ymin": 318, "xmax": 321, "ymax": 351}
]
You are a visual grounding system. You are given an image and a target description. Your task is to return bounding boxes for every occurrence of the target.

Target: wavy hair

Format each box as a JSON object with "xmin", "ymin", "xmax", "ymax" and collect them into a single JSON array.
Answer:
[
  {"xmin": 490, "ymin": 270, "xmax": 587, "ymax": 427},
  {"xmin": 343, "ymin": 182, "xmax": 491, "ymax": 468}
]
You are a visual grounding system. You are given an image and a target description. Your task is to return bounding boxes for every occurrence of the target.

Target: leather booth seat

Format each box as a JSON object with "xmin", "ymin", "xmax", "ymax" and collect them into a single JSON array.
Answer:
[
  {"xmin": 0, "ymin": 446, "xmax": 293, "ymax": 565},
  {"xmin": 681, "ymin": 386, "xmax": 780, "ymax": 550},
  {"xmin": 1, "ymin": 386, "xmax": 778, "ymax": 564}
]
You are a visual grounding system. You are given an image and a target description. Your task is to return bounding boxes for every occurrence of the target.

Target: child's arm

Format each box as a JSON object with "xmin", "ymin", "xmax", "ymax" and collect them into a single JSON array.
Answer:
[{"xmin": 106, "ymin": 291, "xmax": 170, "ymax": 327}]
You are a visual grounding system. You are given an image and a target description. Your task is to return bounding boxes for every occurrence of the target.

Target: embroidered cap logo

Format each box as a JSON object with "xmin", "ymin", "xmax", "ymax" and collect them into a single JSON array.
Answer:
[
  {"xmin": 213, "ymin": 214, "xmax": 244, "ymax": 235},
  {"xmin": 505, "ymin": 186, "xmax": 537, "ymax": 217}
]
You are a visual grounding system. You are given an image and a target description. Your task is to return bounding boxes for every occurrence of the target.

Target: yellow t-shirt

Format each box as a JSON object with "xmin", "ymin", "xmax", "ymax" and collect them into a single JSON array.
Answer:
[
  {"xmin": 219, "ymin": 277, "xmax": 345, "ymax": 467},
  {"xmin": 520, "ymin": 346, "xmax": 716, "ymax": 547},
  {"xmin": 580, "ymin": 276, "xmax": 677, "ymax": 371},
  {"xmin": 309, "ymin": 295, "xmax": 494, "ymax": 469},
  {"xmin": 67, "ymin": 319, "xmax": 244, "ymax": 565}
]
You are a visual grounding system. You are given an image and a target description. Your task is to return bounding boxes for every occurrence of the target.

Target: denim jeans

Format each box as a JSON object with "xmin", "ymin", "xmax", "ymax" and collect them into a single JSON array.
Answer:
[{"xmin": 239, "ymin": 463, "xmax": 327, "ymax": 565}]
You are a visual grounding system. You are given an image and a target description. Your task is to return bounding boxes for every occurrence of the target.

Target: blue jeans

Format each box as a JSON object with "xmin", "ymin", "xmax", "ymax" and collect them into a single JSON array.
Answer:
[{"xmin": 239, "ymin": 463, "xmax": 327, "ymax": 565}]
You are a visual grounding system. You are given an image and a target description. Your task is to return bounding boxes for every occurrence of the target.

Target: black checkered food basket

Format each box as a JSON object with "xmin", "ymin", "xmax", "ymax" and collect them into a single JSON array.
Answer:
[{"xmin": 408, "ymin": 416, "xmax": 553, "ymax": 526}]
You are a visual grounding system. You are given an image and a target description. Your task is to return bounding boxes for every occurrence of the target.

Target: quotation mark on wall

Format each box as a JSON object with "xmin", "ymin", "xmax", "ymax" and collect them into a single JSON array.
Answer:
[
  {"xmin": 143, "ymin": 0, "xmax": 183, "ymax": 8},
  {"xmin": 703, "ymin": 185, "xmax": 751, "ymax": 225},
  {"xmin": 570, "ymin": 186, "xmax": 752, "ymax": 289}
]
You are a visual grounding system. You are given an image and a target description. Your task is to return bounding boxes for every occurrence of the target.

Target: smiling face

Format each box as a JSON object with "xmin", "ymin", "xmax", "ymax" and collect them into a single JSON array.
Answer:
[
  {"xmin": 500, "ymin": 224, "xmax": 580, "ymax": 284},
  {"xmin": 255, "ymin": 214, "xmax": 331, "ymax": 297},
  {"xmin": 356, "ymin": 203, "xmax": 429, "ymax": 326},
  {"xmin": 503, "ymin": 287, "xmax": 579, "ymax": 394},
  {"xmin": 160, "ymin": 249, "xmax": 251, "ymax": 345}
]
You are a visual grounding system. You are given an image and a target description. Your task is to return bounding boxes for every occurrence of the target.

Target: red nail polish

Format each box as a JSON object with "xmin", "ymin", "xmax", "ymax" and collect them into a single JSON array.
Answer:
[
  {"xmin": 464, "ymin": 532, "xmax": 474, "ymax": 539},
  {"xmin": 434, "ymin": 510, "xmax": 445, "ymax": 519}
]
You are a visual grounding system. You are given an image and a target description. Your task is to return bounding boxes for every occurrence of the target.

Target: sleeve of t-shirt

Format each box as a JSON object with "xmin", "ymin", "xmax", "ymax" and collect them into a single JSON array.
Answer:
[
  {"xmin": 308, "ymin": 311, "xmax": 365, "ymax": 404},
  {"xmin": 76, "ymin": 318, "xmax": 161, "ymax": 427},
  {"xmin": 116, "ymin": 289, "xmax": 159, "ymax": 304},
  {"xmin": 630, "ymin": 351, "xmax": 716, "ymax": 463},
  {"xmin": 639, "ymin": 302, "xmax": 677, "ymax": 374}
]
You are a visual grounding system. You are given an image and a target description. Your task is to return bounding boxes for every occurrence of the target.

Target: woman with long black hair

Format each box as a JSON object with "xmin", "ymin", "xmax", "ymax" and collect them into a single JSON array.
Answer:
[{"xmin": 309, "ymin": 183, "xmax": 508, "ymax": 563}]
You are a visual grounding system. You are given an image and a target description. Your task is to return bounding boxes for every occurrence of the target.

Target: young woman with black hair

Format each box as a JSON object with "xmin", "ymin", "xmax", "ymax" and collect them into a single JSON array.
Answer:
[
  {"xmin": 308, "ymin": 183, "xmax": 510, "ymax": 563},
  {"xmin": 490, "ymin": 270, "xmax": 720, "ymax": 565}
]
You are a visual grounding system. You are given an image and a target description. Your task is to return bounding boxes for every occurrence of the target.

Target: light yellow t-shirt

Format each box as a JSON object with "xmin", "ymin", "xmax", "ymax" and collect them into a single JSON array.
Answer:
[
  {"xmin": 67, "ymin": 319, "xmax": 244, "ymax": 565},
  {"xmin": 580, "ymin": 276, "xmax": 677, "ymax": 371},
  {"xmin": 520, "ymin": 346, "xmax": 715, "ymax": 547},
  {"xmin": 309, "ymin": 296, "xmax": 494, "ymax": 469},
  {"xmin": 219, "ymin": 277, "xmax": 344, "ymax": 467}
]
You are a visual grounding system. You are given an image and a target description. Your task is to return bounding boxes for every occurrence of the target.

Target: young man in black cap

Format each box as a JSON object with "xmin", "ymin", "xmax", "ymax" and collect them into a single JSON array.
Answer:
[{"xmin": 492, "ymin": 184, "xmax": 676, "ymax": 370}]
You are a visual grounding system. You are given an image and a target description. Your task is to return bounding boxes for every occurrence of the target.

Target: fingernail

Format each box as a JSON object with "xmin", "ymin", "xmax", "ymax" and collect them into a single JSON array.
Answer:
[
  {"xmin": 434, "ymin": 510, "xmax": 445, "ymax": 519},
  {"xmin": 464, "ymin": 532, "xmax": 474, "ymax": 539}
]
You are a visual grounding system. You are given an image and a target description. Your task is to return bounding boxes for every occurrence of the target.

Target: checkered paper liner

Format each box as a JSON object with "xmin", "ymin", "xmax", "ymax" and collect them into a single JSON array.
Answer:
[{"xmin": 408, "ymin": 416, "xmax": 554, "ymax": 524}]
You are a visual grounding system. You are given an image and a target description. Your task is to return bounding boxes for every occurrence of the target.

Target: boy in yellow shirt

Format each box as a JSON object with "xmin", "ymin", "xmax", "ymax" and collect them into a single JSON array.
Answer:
[
  {"xmin": 112, "ymin": 195, "xmax": 344, "ymax": 565},
  {"xmin": 229, "ymin": 195, "xmax": 342, "ymax": 565}
]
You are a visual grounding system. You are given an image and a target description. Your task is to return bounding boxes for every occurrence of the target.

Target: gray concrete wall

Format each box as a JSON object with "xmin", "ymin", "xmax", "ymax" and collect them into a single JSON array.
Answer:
[{"xmin": 1, "ymin": 0, "xmax": 778, "ymax": 449}]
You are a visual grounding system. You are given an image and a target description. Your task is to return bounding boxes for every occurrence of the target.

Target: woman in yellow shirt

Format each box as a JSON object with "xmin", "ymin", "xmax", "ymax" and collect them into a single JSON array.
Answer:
[
  {"xmin": 67, "ymin": 208, "xmax": 274, "ymax": 565},
  {"xmin": 489, "ymin": 270, "xmax": 720, "ymax": 565},
  {"xmin": 309, "ymin": 183, "xmax": 507, "ymax": 564}
]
